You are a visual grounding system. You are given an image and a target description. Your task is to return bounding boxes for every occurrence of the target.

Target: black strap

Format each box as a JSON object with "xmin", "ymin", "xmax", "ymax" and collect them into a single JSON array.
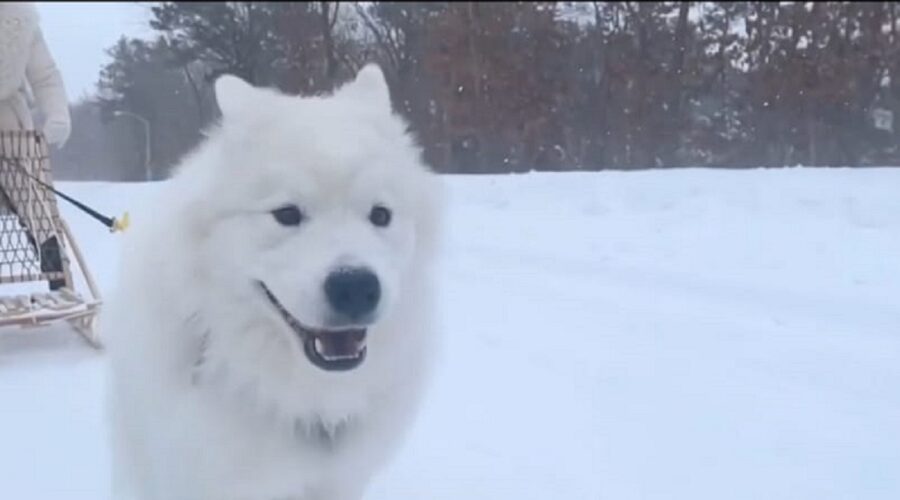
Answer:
[{"xmin": 3, "ymin": 156, "xmax": 118, "ymax": 230}]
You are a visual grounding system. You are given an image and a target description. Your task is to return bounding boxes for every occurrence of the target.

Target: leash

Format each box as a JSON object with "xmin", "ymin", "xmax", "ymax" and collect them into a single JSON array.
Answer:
[{"xmin": 3, "ymin": 156, "xmax": 130, "ymax": 233}]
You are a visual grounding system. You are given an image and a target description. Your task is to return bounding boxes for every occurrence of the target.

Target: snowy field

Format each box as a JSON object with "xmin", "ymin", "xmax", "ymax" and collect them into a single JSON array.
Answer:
[{"xmin": 0, "ymin": 168, "xmax": 898, "ymax": 499}]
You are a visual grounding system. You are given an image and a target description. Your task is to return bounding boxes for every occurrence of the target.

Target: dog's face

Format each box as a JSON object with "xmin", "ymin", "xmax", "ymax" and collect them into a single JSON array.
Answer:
[{"xmin": 184, "ymin": 65, "xmax": 439, "ymax": 375}]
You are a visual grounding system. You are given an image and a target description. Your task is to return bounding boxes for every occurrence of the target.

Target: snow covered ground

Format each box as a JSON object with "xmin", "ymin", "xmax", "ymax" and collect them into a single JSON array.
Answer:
[{"xmin": 0, "ymin": 168, "xmax": 898, "ymax": 499}]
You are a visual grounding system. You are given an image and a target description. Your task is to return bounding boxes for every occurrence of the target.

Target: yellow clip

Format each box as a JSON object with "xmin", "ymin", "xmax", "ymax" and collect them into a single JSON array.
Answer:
[{"xmin": 111, "ymin": 211, "xmax": 130, "ymax": 233}]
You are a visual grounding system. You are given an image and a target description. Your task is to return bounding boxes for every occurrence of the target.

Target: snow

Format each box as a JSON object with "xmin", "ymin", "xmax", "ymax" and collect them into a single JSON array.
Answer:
[{"xmin": 1, "ymin": 168, "xmax": 899, "ymax": 499}]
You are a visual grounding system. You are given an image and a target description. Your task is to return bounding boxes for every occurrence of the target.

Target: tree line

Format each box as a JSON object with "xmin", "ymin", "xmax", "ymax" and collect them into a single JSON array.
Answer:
[{"xmin": 52, "ymin": 2, "xmax": 900, "ymax": 180}]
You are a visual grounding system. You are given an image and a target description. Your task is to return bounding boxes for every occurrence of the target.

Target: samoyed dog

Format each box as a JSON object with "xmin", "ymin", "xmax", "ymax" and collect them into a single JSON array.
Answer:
[{"xmin": 100, "ymin": 64, "xmax": 442, "ymax": 500}]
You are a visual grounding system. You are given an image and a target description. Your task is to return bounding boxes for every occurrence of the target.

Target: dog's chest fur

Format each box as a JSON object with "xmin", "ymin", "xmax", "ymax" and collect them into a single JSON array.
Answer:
[{"xmin": 188, "ymin": 324, "xmax": 361, "ymax": 455}]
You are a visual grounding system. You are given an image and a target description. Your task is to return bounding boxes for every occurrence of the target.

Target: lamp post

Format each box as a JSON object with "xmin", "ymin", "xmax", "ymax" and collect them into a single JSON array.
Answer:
[{"xmin": 113, "ymin": 110, "xmax": 152, "ymax": 182}]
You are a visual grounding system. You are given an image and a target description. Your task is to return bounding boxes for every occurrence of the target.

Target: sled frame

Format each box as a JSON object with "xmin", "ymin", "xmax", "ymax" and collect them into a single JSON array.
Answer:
[{"xmin": 0, "ymin": 130, "xmax": 102, "ymax": 349}]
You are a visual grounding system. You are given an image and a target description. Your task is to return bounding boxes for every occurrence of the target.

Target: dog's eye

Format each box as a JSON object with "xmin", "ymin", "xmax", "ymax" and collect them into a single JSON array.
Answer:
[
  {"xmin": 271, "ymin": 204, "xmax": 304, "ymax": 226},
  {"xmin": 369, "ymin": 205, "xmax": 392, "ymax": 228}
]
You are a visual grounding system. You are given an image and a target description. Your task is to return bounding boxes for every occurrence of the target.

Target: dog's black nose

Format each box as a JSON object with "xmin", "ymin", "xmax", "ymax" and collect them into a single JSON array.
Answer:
[{"xmin": 324, "ymin": 267, "xmax": 381, "ymax": 321}]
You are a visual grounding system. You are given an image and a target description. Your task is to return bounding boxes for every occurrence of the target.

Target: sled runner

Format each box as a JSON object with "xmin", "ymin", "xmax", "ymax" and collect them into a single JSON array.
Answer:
[{"xmin": 0, "ymin": 131, "xmax": 101, "ymax": 348}]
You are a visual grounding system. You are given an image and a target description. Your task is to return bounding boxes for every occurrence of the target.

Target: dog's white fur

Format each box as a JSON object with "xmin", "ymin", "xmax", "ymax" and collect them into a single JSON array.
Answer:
[{"xmin": 101, "ymin": 65, "xmax": 442, "ymax": 500}]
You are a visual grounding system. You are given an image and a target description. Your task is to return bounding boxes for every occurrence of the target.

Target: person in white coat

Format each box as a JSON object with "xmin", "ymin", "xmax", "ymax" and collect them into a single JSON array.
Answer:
[
  {"xmin": 0, "ymin": 2, "xmax": 70, "ymax": 144},
  {"xmin": 0, "ymin": 2, "xmax": 72, "ymax": 290}
]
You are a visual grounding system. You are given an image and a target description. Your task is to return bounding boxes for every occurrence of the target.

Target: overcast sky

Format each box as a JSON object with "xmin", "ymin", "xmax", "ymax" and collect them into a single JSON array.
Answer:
[{"xmin": 36, "ymin": 2, "xmax": 153, "ymax": 102}]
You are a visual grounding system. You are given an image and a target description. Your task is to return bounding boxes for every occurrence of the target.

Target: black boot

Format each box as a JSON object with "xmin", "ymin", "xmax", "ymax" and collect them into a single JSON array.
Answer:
[{"xmin": 39, "ymin": 236, "xmax": 66, "ymax": 291}]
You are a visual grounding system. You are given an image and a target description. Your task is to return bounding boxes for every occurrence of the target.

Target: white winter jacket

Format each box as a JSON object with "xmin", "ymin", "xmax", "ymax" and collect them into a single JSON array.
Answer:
[{"xmin": 0, "ymin": 2, "xmax": 70, "ymax": 146}]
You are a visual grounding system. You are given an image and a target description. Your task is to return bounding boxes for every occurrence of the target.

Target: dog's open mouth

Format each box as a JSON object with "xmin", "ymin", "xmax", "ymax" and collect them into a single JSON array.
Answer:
[{"xmin": 257, "ymin": 281, "xmax": 367, "ymax": 372}]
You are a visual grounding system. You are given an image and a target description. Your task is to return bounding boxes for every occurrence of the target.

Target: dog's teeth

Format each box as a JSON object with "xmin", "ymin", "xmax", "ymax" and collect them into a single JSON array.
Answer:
[
  {"xmin": 326, "ymin": 353, "xmax": 358, "ymax": 361},
  {"xmin": 314, "ymin": 338, "xmax": 325, "ymax": 354}
]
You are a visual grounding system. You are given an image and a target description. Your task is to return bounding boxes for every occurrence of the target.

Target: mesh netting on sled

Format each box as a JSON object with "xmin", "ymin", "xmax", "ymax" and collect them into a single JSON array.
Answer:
[{"xmin": 0, "ymin": 130, "xmax": 68, "ymax": 286}]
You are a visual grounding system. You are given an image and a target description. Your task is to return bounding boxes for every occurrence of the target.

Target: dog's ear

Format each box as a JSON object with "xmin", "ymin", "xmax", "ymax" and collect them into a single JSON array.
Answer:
[
  {"xmin": 215, "ymin": 74, "xmax": 256, "ymax": 117},
  {"xmin": 340, "ymin": 64, "xmax": 392, "ymax": 111}
]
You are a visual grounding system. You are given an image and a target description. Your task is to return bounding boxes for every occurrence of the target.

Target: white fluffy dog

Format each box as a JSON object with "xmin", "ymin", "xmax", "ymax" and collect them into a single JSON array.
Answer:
[{"xmin": 101, "ymin": 64, "xmax": 442, "ymax": 500}]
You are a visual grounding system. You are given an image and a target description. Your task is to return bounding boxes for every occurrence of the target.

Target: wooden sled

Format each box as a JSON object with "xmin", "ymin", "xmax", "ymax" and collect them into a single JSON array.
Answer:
[{"xmin": 0, "ymin": 130, "xmax": 102, "ymax": 349}]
